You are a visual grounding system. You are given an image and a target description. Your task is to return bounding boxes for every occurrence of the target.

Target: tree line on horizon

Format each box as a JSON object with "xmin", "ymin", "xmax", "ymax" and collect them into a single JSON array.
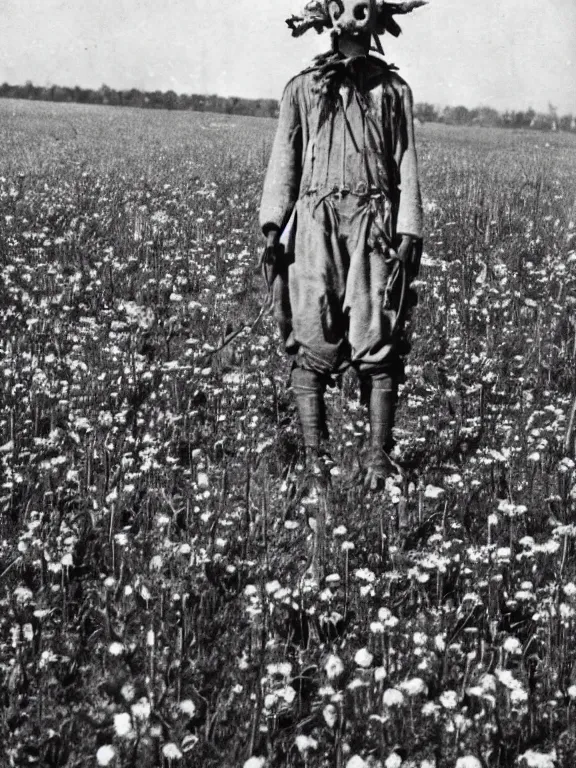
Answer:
[{"xmin": 1, "ymin": 81, "xmax": 575, "ymax": 133}]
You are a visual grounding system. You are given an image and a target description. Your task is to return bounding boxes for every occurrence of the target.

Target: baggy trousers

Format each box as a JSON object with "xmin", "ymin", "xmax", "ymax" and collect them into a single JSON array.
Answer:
[{"xmin": 274, "ymin": 190, "xmax": 415, "ymax": 380}]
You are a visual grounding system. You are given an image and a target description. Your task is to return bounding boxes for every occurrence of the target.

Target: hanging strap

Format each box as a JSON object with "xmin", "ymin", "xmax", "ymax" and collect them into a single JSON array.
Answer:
[{"xmin": 197, "ymin": 246, "xmax": 276, "ymax": 365}]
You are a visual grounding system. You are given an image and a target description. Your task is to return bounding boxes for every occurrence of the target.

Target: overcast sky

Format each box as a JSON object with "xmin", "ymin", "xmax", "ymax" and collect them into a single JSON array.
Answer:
[{"xmin": 1, "ymin": 0, "xmax": 575, "ymax": 113}]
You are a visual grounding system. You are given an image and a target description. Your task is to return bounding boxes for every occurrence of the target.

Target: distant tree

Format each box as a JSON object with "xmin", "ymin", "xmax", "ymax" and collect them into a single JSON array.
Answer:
[
  {"xmin": 504, "ymin": 109, "xmax": 535, "ymax": 129},
  {"xmin": 177, "ymin": 93, "xmax": 192, "ymax": 110},
  {"xmin": 164, "ymin": 90, "xmax": 178, "ymax": 110},
  {"xmin": 442, "ymin": 105, "xmax": 471, "ymax": 125},
  {"xmin": 99, "ymin": 84, "xmax": 120, "ymax": 106},
  {"xmin": 0, "ymin": 79, "xmax": 562, "ymax": 130},
  {"xmin": 22, "ymin": 80, "xmax": 36, "ymax": 100},
  {"xmin": 530, "ymin": 112, "xmax": 553, "ymax": 130},
  {"xmin": 414, "ymin": 102, "xmax": 438, "ymax": 123},
  {"xmin": 188, "ymin": 94, "xmax": 201, "ymax": 111},
  {"xmin": 226, "ymin": 96, "xmax": 240, "ymax": 115},
  {"xmin": 263, "ymin": 99, "xmax": 279, "ymax": 118},
  {"xmin": 123, "ymin": 89, "xmax": 145, "ymax": 109},
  {"xmin": 203, "ymin": 94, "xmax": 222, "ymax": 113},
  {"xmin": 86, "ymin": 89, "xmax": 102, "ymax": 105},
  {"xmin": 473, "ymin": 107, "xmax": 501, "ymax": 128},
  {"xmin": 72, "ymin": 86, "xmax": 90, "ymax": 104},
  {"xmin": 50, "ymin": 85, "xmax": 70, "ymax": 103}
]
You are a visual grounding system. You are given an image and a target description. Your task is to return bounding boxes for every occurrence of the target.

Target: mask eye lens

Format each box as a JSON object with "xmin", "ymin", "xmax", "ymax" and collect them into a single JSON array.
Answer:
[
  {"xmin": 329, "ymin": 1, "xmax": 343, "ymax": 20},
  {"xmin": 353, "ymin": 3, "xmax": 368, "ymax": 20}
]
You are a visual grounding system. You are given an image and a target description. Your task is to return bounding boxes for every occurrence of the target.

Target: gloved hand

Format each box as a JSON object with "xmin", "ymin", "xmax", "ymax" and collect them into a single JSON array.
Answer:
[
  {"xmin": 396, "ymin": 234, "xmax": 422, "ymax": 279},
  {"xmin": 264, "ymin": 228, "xmax": 280, "ymax": 265},
  {"xmin": 261, "ymin": 227, "xmax": 281, "ymax": 287}
]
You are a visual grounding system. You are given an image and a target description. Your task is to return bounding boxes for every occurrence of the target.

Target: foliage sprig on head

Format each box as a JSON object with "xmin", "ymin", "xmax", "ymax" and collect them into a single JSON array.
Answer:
[{"xmin": 286, "ymin": 0, "xmax": 428, "ymax": 39}]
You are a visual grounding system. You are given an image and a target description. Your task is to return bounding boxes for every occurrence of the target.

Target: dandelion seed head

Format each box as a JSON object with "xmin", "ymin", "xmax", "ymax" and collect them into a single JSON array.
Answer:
[
  {"xmin": 503, "ymin": 636, "xmax": 522, "ymax": 654},
  {"xmin": 295, "ymin": 734, "xmax": 318, "ymax": 753},
  {"xmin": 383, "ymin": 688, "xmax": 405, "ymax": 707},
  {"xmin": 113, "ymin": 712, "xmax": 133, "ymax": 737},
  {"xmin": 121, "ymin": 683, "xmax": 135, "ymax": 701},
  {"xmin": 265, "ymin": 579, "xmax": 281, "ymax": 595},
  {"xmin": 244, "ymin": 757, "xmax": 266, "ymax": 768},
  {"xmin": 108, "ymin": 642, "xmax": 125, "ymax": 656},
  {"xmin": 510, "ymin": 687, "xmax": 529, "ymax": 705},
  {"xmin": 439, "ymin": 690, "xmax": 458, "ymax": 709},
  {"xmin": 264, "ymin": 693, "xmax": 277, "ymax": 710},
  {"xmin": 385, "ymin": 753, "xmax": 402, "ymax": 768},
  {"xmin": 162, "ymin": 742, "xmax": 183, "ymax": 760},
  {"xmin": 96, "ymin": 745, "xmax": 116, "ymax": 766},
  {"xmin": 496, "ymin": 669, "xmax": 520, "ymax": 690},
  {"xmin": 424, "ymin": 484, "xmax": 444, "ymax": 499},
  {"xmin": 333, "ymin": 525, "xmax": 348, "ymax": 536},
  {"xmin": 455, "ymin": 756, "xmax": 483, "ymax": 768},
  {"xmin": 323, "ymin": 704, "xmax": 338, "ymax": 728},
  {"xmin": 278, "ymin": 685, "xmax": 297, "ymax": 704},
  {"xmin": 518, "ymin": 749, "xmax": 556, "ymax": 768},
  {"xmin": 354, "ymin": 647, "xmax": 374, "ymax": 668},
  {"xmin": 131, "ymin": 697, "xmax": 151, "ymax": 720},
  {"xmin": 400, "ymin": 677, "xmax": 428, "ymax": 696},
  {"xmin": 346, "ymin": 757, "xmax": 368, "ymax": 768},
  {"xmin": 374, "ymin": 666, "xmax": 387, "ymax": 682},
  {"xmin": 14, "ymin": 586, "xmax": 34, "ymax": 604},
  {"xmin": 325, "ymin": 654, "xmax": 344, "ymax": 679}
]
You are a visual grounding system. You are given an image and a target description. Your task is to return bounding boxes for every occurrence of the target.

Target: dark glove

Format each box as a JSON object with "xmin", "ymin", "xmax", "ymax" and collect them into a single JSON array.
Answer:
[
  {"xmin": 264, "ymin": 229, "xmax": 280, "ymax": 265},
  {"xmin": 397, "ymin": 235, "xmax": 423, "ymax": 280},
  {"xmin": 261, "ymin": 228, "xmax": 282, "ymax": 288}
]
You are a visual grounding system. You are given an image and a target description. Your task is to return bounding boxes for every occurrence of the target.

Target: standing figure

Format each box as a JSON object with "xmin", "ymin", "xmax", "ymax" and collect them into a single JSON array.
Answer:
[{"xmin": 260, "ymin": 0, "xmax": 425, "ymax": 490}]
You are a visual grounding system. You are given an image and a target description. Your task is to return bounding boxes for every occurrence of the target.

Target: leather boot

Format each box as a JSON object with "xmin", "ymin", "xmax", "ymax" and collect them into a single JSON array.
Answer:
[
  {"xmin": 291, "ymin": 367, "xmax": 329, "ymax": 479},
  {"xmin": 364, "ymin": 375, "xmax": 403, "ymax": 490}
]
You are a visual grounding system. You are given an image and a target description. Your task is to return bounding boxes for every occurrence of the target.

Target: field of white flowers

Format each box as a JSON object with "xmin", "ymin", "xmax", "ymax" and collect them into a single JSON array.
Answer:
[{"xmin": 1, "ymin": 98, "xmax": 576, "ymax": 768}]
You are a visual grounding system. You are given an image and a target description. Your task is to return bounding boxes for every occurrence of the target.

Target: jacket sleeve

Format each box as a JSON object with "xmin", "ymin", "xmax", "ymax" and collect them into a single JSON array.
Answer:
[
  {"xmin": 396, "ymin": 82, "xmax": 423, "ymax": 240},
  {"xmin": 259, "ymin": 79, "xmax": 302, "ymax": 234}
]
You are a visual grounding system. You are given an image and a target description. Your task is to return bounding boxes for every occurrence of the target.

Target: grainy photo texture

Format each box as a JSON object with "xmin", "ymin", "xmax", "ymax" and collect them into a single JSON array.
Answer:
[{"xmin": 0, "ymin": 1, "xmax": 575, "ymax": 767}]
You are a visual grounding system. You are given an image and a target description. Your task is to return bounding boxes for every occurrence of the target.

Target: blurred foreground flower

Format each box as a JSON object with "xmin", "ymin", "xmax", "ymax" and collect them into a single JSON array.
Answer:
[
  {"xmin": 518, "ymin": 750, "xmax": 556, "ymax": 768},
  {"xmin": 383, "ymin": 688, "xmax": 405, "ymax": 707},
  {"xmin": 455, "ymin": 757, "xmax": 483, "ymax": 768},
  {"xmin": 346, "ymin": 757, "xmax": 367, "ymax": 768},
  {"xmin": 295, "ymin": 734, "xmax": 318, "ymax": 754},
  {"xmin": 113, "ymin": 712, "xmax": 133, "ymax": 738},
  {"xmin": 400, "ymin": 677, "xmax": 428, "ymax": 696},
  {"xmin": 96, "ymin": 745, "xmax": 116, "ymax": 766},
  {"xmin": 244, "ymin": 758, "xmax": 266, "ymax": 768},
  {"xmin": 354, "ymin": 647, "xmax": 374, "ymax": 668},
  {"xmin": 162, "ymin": 742, "xmax": 183, "ymax": 759},
  {"xmin": 179, "ymin": 699, "xmax": 196, "ymax": 716}
]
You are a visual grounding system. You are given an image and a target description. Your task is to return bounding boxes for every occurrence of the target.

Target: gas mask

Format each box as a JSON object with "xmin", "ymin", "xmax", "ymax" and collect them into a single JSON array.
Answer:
[
  {"xmin": 286, "ymin": 1, "xmax": 427, "ymax": 41},
  {"xmin": 327, "ymin": 0, "xmax": 378, "ymax": 37}
]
